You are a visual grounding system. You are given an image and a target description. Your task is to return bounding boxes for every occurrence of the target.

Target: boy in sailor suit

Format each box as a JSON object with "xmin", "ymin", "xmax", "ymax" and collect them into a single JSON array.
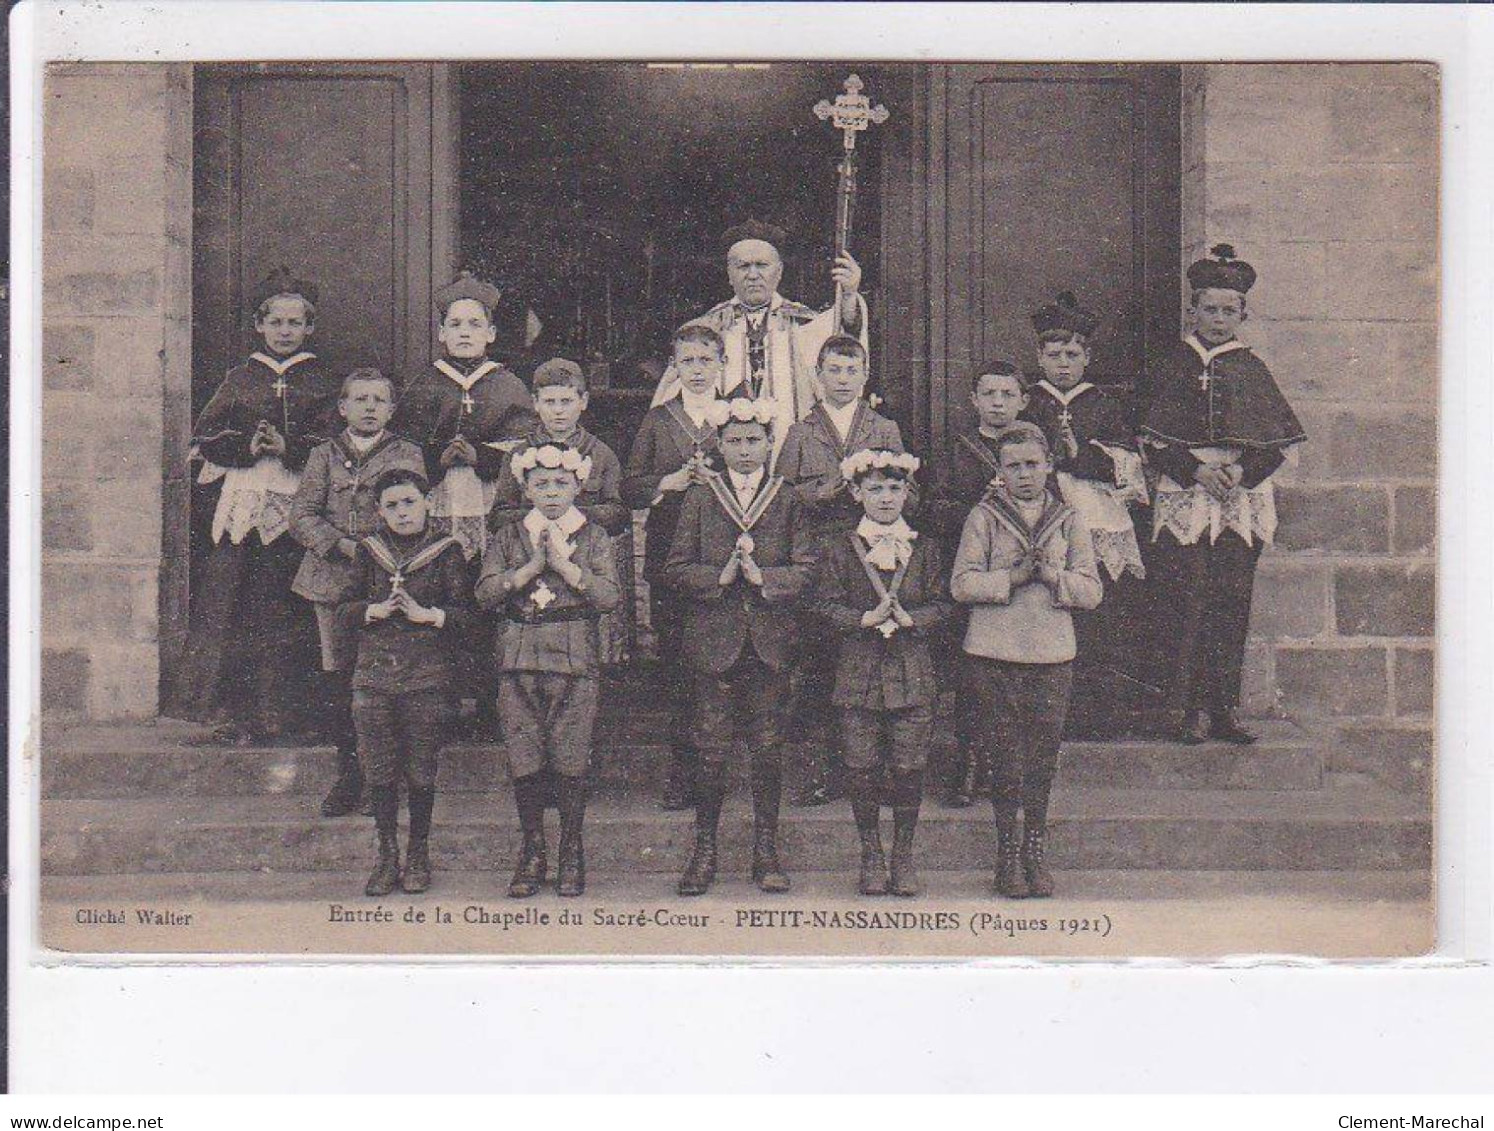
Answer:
[
  {"xmin": 338, "ymin": 468, "xmax": 474, "ymax": 897},
  {"xmin": 477, "ymin": 444, "xmax": 621, "ymax": 899},
  {"xmin": 179, "ymin": 267, "xmax": 339, "ymax": 744},
  {"xmin": 622, "ymin": 325, "xmax": 726, "ymax": 811},
  {"xmin": 775, "ymin": 334, "xmax": 917, "ymax": 807},
  {"xmin": 1019, "ymin": 292, "xmax": 1148, "ymax": 735},
  {"xmin": 815, "ymin": 450, "xmax": 951, "ymax": 898},
  {"xmin": 1140, "ymin": 245, "xmax": 1306, "ymax": 745},
  {"xmin": 664, "ymin": 399, "xmax": 815, "ymax": 898},
  {"xmin": 290, "ymin": 369, "xmax": 426, "ymax": 817},
  {"xmin": 952, "ymin": 422, "xmax": 1103, "ymax": 899}
]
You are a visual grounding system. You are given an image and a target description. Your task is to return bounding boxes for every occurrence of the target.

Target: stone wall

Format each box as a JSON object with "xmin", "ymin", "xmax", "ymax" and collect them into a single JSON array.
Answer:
[
  {"xmin": 1182, "ymin": 63, "xmax": 1438, "ymax": 792},
  {"xmin": 41, "ymin": 65, "xmax": 193, "ymax": 719}
]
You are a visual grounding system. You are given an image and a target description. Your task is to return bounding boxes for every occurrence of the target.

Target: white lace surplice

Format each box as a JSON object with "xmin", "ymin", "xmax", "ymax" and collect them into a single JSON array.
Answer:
[
  {"xmin": 1055, "ymin": 442, "xmax": 1148, "ymax": 582},
  {"xmin": 199, "ymin": 457, "xmax": 301, "ymax": 546},
  {"xmin": 1150, "ymin": 445, "xmax": 1278, "ymax": 548}
]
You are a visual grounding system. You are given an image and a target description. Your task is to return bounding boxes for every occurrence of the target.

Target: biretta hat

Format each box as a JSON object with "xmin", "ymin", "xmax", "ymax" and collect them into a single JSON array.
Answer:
[
  {"xmin": 722, "ymin": 218, "xmax": 789, "ymax": 256},
  {"xmin": 1186, "ymin": 244, "xmax": 1257, "ymax": 295},
  {"xmin": 1031, "ymin": 291, "xmax": 1098, "ymax": 338},
  {"xmin": 434, "ymin": 270, "xmax": 504, "ymax": 316},
  {"xmin": 251, "ymin": 266, "xmax": 318, "ymax": 311}
]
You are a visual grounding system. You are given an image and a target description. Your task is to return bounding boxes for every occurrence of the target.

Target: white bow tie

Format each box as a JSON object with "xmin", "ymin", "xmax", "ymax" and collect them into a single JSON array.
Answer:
[{"xmin": 858, "ymin": 517, "xmax": 916, "ymax": 572}]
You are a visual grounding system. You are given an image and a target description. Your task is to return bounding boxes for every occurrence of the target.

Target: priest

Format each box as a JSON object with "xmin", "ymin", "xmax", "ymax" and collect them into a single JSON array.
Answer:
[{"xmin": 651, "ymin": 220, "xmax": 869, "ymax": 454}]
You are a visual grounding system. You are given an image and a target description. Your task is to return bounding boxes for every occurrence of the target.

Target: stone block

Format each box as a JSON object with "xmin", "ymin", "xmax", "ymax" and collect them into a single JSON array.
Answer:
[
  {"xmin": 1239, "ymin": 640, "xmax": 1278, "ymax": 717},
  {"xmin": 1250, "ymin": 562, "xmax": 1331, "ymax": 638},
  {"xmin": 1330, "ymin": 724, "xmax": 1433, "ymax": 796},
  {"xmin": 1231, "ymin": 242, "xmax": 1326, "ymax": 322},
  {"xmin": 1335, "ymin": 564, "xmax": 1435, "ymax": 638},
  {"xmin": 1278, "ymin": 403, "xmax": 1336, "ymax": 482},
  {"xmin": 42, "ymin": 324, "xmax": 96, "ymax": 391},
  {"xmin": 41, "ymin": 648, "xmax": 90, "ymax": 713},
  {"xmin": 1393, "ymin": 647, "xmax": 1434, "ymax": 717},
  {"xmin": 1273, "ymin": 485, "xmax": 1389, "ymax": 553},
  {"xmin": 1392, "ymin": 486, "xmax": 1435, "ymax": 554},
  {"xmin": 90, "ymin": 480, "xmax": 165, "ymax": 558},
  {"xmin": 44, "ymin": 234, "xmax": 164, "ymax": 315},
  {"xmin": 43, "ymin": 395, "xmax": 163, "ymax": 482},
  {"xmin": 43, "ymin": 68, "xmax": 169, "ymax": 167},
  {"xmin": 1275, "ymin": 645, "xmax": 1388, "ymax": 717},
  {"xmin": 1329, "ymin": 412, "xmax": 1436, "ymax": 480},
  {"xmin": 44, "ymin": 167, "xmax": 95, "ymax": 232},
  {"xmin": 1389, "ymin": 323, "xmax": 1438, "ymax": 403},
  {"xmin": 1247, "ymin": 320, "xmax": 1396, "ymax": 404},
  {"xmin": 1324, "ymin": 242, "xmax": 1437, "ymax": 323},
  {"xmin": 1202, "ymin": 79, "xmax": 1332, "ymax": 166},
  {"xmin": 93, "ymin": 319, "xmax": 166, "ymax": 398},
  {"xmin": 42, "ymin": 483, "xmax": 92, "ymax": 552},
  {"xmin": 1319, "ymin": 165, "xmax": 1437, "ymax": 243},
  {"xmin": 93, "ymin": 163, "xmax": 167, "ymax": 237},
  {"xmin": 56, "ymin": 269, "xmax": 161, "ymax": 317},
  {"xmin": 1328, "ymin": 75, "xmax": 1438, "ymax": 165},
  {"xmin": 85, "ymin": 642, "xmax": 160, "ymax": 720},
  {"xmin": 42, "ymin": 563, "xmax": 153, "ymax": 644}
]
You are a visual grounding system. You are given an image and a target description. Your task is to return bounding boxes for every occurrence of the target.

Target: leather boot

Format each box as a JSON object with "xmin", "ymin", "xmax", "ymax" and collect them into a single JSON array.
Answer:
[
  {"xmin": 889, "ymin": 772, "xmax": 923, "ymax": 897},
  {"xmin": 750, "ymin": 753, "xmax": 790, "ymax": 893},
  {"xmin": 678, "ymin": 764, "xmax": 724, "ymax": 897},
  {"xmin": 661, "ymin": 746, "xmax": 694, "ymax": 812},
  {"xmin": 1209, "ymin": 707, "xmax": 1257, "ymax": 745},
  {"xmin": 849, "ymin": 770, "xmax": 888, "ymax": 896},
  {"xmin": 402, "ymin": 785, "xmax": 435, "ymax": 893},
  {"xmin": 556, "ymin": 775, "xmax": 588, "ymax": 897},
  {"xmin": 321, "ymin": 747, "xmax": 365, "ymax": 818},
  {"xmin": 507, "ymin": 774, "xmax": 547, "ymax": 899},
  {"xmin": 364, "ymin": 784, "xmax": 401, "ymax": 896},
  {"xmin": 1022, "ymin": 825, "xmax": 1055, "ymax": 899},
  {"xmin": 993, "ymin": 801, "xmax": 1027, "ymax": 899}
]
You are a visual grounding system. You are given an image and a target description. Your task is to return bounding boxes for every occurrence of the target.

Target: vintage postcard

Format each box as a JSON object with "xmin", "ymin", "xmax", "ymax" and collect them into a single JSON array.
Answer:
[{"xmin": 31, "ymin": 52, "xmax": 1437, "ymax": 960}]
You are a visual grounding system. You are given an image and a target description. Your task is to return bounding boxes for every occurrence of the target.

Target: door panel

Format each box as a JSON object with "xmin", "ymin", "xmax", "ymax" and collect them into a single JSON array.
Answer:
[{"xmin": 927, "ymin": 64, "xmax": 1180, "ymax": 451}]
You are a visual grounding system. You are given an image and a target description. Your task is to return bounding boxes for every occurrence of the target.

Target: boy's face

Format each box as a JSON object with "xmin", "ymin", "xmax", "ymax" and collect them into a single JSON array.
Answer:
[
  {"xmin": 378, "ymin": 483, "xmax": 429, "ymax": 537},
  {"xmin": 1191, "ymin": 288, "xmax": 1246, "ymax": 346},
  {"xmin": 971, "ymin": 373, "xmax": 1028, "ymax": 430},
  {"xmin": 850, "ymin": 471, "xmax": 910, "ymax": 524},
  {"xmin": 255, "ymin": 296, "xmax": 312, "ymax": 356},
  {"xmin": 339, "ymin": 379, "xmax": 394, "ymax": 436},
  {"xmin": 719, "ymin": 420, "xmax": 771, "ymax": 475},
  {"xmin": 998, "ymin": 440, "xmax": 1053, "ymax": 502},
  {"xmin": 1037, "ymin": 337, "xmax": 1091, "ymax": 390},
  {"xmin": 438, "ymin": 298, "xmax": 497, "ymax": 359},
  {"xmin": 523, "ymin": 466, "xmax": 582, "ymax": 520},
  {"xmin": 674, "ymin": 340, "xmax": 724, "ymax": 397},
  {"xmin": 818, "ymin": 351, "xmax": 868, "ymax": 409},
  {"xmin": 535, "ymin": 383, "xmax": 587, "ymax": 438}
]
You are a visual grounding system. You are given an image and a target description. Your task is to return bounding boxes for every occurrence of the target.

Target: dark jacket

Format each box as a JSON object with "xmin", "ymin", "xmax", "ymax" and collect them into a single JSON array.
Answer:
[
  {"xmin": 622, "ymin": 401, "xmax": 722, "ymax": 585},
  {"xmin": 392, "ymin": 358, "xmax": 537, "ymax": 487},
  {"xmin": 488, "ymin": 426, "xmax": 631, "ymax": 536},
  {"xmin": 192, "ymin": 352, "xmax": 339, "ymax": 473},
  {"xmin": 774, "ymin": 400, "xmax": 917, "ymax": 535}
]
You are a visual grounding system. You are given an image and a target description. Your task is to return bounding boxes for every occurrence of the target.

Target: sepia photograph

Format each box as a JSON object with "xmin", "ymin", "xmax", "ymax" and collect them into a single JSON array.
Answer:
[{"xmin": 32, "ymin": 53, "xmax": 1438, "ymax": 959}]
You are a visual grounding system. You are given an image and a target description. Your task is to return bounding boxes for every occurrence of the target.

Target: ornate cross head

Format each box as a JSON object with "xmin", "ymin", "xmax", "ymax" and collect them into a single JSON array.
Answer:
[{"xmin": 813, "ymin": 73, "xmax": 890, "ymax": 152}]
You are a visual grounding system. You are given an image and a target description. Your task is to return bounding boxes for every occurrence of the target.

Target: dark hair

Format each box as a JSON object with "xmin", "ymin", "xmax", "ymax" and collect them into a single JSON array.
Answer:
[
  {"xmin": 817, "ymin": 334, "xmax": 867, "ymax": 370},
  {"xmin": 972, "ymin": 360, "xmax": 1025, "ymax": 393},
  {"xmin": 340, "ymin": 368, "xmax": 395, "ymax": 400},
  {"xmin": 672, "ymin": 323, "xmax": 726, "ymax": 359},
  {"xmin": 848, "ymin": 457, "xmax": 914, "ymax": 487},
  {"xmin": 254, "ymin": 292, "xmax": 317, "ymax": 325},
  {"xmin": 373, "ymin": 467, "xmax": 429, "ymax": 501},
  {"xmin": 532, "ymin": 357, "xmax": 587, "ymax": 394},
  {"xmin": 992, "ymin": 420, "xmax": 1051, "ymax": 460},
  {"xmin": 1036, "ymin": 328, "xmax": 1090, "ymax": 348},
  {"xmin": 718, "ymin": 415, "xmax": 774, "ymax": 438},
  {"xmin": 1188, "ymin": 288, "xmax": 1249, "ymax": 312}
]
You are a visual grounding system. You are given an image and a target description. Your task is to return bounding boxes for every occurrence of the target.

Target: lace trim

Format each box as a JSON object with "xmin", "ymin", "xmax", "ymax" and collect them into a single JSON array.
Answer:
[
  {"xmin": 1151, "ymin": 480, "xmax": 1277, "ymax": 547},
  {"xmin": 1092, "ymin": 528, "xmax": 1145, "ymax": 582},
  {"xmin": 200, "ymin": 459, "xmax": 300, "ymax": 545}
]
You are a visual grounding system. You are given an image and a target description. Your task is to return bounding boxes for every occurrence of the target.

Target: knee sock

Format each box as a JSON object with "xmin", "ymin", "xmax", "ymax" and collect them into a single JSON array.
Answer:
[
  {"xmin": 847, "ymin": 768, "xmax": 883, "ymax": 846},
  {"xmin": 371, "ymin": 784, "xmax": 399, "ymax": 840},
  {"xmin": 750, "ymin": 752, "xmax": 782, "ymax": 834},
  {"xmin": 512, "ymin": 773, "xmax": 546, "ymax": 839}
]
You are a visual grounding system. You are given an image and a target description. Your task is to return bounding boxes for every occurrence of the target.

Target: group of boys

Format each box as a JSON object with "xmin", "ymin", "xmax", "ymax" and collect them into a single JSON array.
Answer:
[{"xmin": 183, "ymin": 238, "xmax": 1303, "ymax": 904}]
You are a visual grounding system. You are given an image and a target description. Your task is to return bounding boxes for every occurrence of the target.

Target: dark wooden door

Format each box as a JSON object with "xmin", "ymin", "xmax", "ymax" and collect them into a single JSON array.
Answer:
[
  {"xmin": 192, "ymin": 62, "xmax": 457, "ymax": 407},
  {"xmin": 924, "ymin": 64, "xmax": 1180, "ymax": 451}
]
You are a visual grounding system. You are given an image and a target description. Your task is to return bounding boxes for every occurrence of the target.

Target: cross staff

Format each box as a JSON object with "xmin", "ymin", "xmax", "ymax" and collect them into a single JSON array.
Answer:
[{"xmin": 814, "ymin": 74, "xmax": 889, "ymax": 333}]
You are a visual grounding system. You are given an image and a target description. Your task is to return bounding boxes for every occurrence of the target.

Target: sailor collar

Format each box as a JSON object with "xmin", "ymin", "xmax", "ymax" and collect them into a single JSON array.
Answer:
[
  {"xmin": 1034, "ymin": 379, "xmax": 1096, "ymax": 405},
  {"xmin": 1185, "ymin": 334, "xmax": 1250, "ymax": 367},
  {"xmin": 250, "ymin": 350, "xmax": 317, "ymax": 377},
  {"xmin": 434, "ymin": 357, "xmax": 502, "ymax": 389}
]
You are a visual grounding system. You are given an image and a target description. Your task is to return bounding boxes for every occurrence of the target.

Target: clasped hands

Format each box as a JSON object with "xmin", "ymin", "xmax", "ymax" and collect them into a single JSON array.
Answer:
[
  {"xmin": 719, "ymin": 536, "xmax": 764, "ymax": 588},
  {"xmin": 1009, "ymin": 551, "xmax": 1061, "ymax": 591},
  {"xmin": 512, "ymin": 527, "xmax": 583, "ymax": 590},
  {"xmin": 659, "ymin": 450, "xmax": 714, "ymax": 494},
  {"xmin": 439, "ymin": 435, "xmax": 479, "ymax": 468},
  {"xmin": 860, "ymin": 594, "xmax": 914, "ymax": 632},
  {"xmin": 1193, "ymin": 461, "xmax": 1244, "ymax": 501},
  {"xmin": 365, "ymin": 586, "xmax": 442, "ymax": 626},
  {"xmin": 249, "ymin": 420, "xmax": 287, "ymax": 458}
]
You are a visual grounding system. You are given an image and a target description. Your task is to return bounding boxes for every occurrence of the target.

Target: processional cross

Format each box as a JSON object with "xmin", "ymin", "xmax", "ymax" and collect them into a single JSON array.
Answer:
[{"xmin": 814, "ymin": 74, "xmax": 889, "ymax": 333}]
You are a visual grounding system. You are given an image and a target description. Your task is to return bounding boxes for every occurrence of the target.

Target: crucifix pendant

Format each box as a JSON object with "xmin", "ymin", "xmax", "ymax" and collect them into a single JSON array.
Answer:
[
  {"xmin": 1197, "ymin": 371, "xmax": 1211, "ymax": 392},
  {"xmin": 1058, "ymin": 408, "xmax": 1073, "ymax": 429},
  {"xmin": 390, "ymin": 571, "xmax": 405, "ymax": 595},
  {"xmin": 461, "ymin": 391, "xmax": 475, "ymax": 413},
  {"xmin": 272, "ymin": 377, "xmax": 288, "ymax": 398}
]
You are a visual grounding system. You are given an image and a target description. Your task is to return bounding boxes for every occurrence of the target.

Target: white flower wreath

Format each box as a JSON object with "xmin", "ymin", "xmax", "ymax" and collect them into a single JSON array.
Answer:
[
  {"xmin": 840, "ymin": 448, "xmax": 921, "ymax": 482},
  {"xmin": 703, "ymin": 397, "xmax": 776, "ymax": 430},
  {"xmin": 510, "ymin": 443, "xmax": 593, "ymax": 483}
]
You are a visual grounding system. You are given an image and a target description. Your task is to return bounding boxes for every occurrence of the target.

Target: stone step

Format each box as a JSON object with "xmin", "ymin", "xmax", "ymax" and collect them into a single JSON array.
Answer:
[
  {"xmin": 39, "ymin": 719, "xmax": 1321, "ymax": 798},
  {"xmin": 41, "ymin": 781, "xmax": 1429, "ymax": 877}
]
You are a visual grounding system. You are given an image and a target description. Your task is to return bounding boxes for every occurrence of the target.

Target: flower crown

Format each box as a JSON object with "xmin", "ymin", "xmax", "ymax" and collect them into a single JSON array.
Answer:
[
  {"xmin": 703, "ymin": 397, "xmax": 776, "ymax": 430},
  {"xmin": 510, "ymin": 444, "xmax": 593, "ymax": 483},
  {"xmin": 840, "ymin": 448, "xmax": 921, "ymax": 483}
]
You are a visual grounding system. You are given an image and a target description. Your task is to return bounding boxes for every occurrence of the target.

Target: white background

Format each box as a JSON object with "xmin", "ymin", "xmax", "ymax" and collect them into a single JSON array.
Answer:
[{"xmin": 10, "ymin": 1, "xmax": 1493, "ymax": 1094}]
